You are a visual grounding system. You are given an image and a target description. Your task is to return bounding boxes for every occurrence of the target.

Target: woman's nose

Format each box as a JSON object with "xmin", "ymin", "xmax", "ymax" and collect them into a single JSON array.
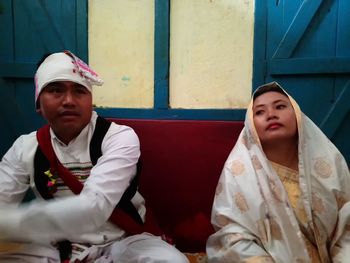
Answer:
[{"xmin": 266, "ymin": 108, "xmax": 277, "ymax": 120}]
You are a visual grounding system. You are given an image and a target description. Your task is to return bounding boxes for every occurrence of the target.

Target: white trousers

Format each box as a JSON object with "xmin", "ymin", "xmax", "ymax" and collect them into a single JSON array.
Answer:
[{"xmin": 0, "ymin": 233, "xmax": 189, "ymax": 263}]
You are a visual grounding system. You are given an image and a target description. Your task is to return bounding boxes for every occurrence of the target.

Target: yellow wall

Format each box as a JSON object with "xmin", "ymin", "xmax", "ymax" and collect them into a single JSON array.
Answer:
[
  {"xmin": 89, "ymin": 0, "xmax": 254, "ymax": 109},
  {"xmin": 89, "ymin": 0, "xmax": 154, "ymax": 108},
  {"xmin": 170, "ymin": 0, "xmax": 254, "ymax": 109}
]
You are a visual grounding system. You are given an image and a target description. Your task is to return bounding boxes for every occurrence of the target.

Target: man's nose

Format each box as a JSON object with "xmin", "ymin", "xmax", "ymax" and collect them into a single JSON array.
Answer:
[{"xmin": 62, "ymin": 91, "xmax": 75, "ymax": 104}]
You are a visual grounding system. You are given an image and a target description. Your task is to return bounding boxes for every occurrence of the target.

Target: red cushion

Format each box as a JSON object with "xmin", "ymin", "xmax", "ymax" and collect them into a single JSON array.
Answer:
[
  {"xmin": 109, "ymin": 119, "xmax": 244, "ymax": 251},
  {"xmin": 174, "ymin": 212, "xmax": 214, "ymax": 252}
]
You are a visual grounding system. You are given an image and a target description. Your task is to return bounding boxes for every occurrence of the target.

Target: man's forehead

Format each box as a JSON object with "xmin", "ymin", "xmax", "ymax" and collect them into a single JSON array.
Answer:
[{"xmin": 43, "ymin": 81, "xmax": 89, "ymax": 89}]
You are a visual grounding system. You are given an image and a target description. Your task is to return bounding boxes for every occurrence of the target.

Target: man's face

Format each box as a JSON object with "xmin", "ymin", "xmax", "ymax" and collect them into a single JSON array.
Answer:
[
  {"xmin": 253, "ymin": 91, "xmax": 297, "ymax": 146},
  {"xmin": 37, "ymin": 81, "xmax": 93, "ymax": 144}
]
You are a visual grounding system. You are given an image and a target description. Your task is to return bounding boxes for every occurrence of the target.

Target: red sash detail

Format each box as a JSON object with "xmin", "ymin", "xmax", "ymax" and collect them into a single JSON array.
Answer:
[{"xmin": 36, "ymin": 125, "xmax": 163, "ymax": 236}]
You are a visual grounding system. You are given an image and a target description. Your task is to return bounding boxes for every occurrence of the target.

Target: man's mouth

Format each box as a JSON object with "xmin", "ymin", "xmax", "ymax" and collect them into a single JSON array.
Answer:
[{"xmin": 59, "ymin": 111, "xmax": 80, "ymax": 117}]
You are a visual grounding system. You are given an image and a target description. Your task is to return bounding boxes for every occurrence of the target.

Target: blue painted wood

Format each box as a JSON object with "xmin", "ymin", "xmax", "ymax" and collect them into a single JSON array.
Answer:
[
  {"xmin": 332, "ymin": 113, "xmax": 350, "ymax": 163},
  {"xmin": 95, "ymin": 108, "xmax": 246, "ymax": 121},
  {"xmin": 331, "ymin": 74, "xmax": 350, "ymax": 161},
  {"xmin": 0, "ymin": 0, "xmax": 88, "ymax": 157},
  {"xmin": 19, "ymin": 1, "xmax": 66, "ymax": 53},
  {"xmin": 13, "ymin": 0, "xmax": 83, "ymax": 59},
  {"xmin": 0, "ymin": 0, "xmax": 13, "ymax": 61},
  {"xmin": 14, "ymin": 80, "xmax": 46, "ymax": 131},
  {"xmin": 0, "ymin": 63, "xmax": 36, "ymax": 78},
  {"xmin": 154, "ymin": 0, "xmax": 170, "ymax": 109},
  {"xmin": 254, "ymin": 0, "xmax": 350, "ymax": 161},
  {"xmin": 76, "ymin": 0, "xmax": 88, "ymax": 62},
  {"xmin": 320, "ymin": 80, "xmax": 350, "ymax": 137},
  {"xmin": 268, "ymin": 57, "xmax": 350, "ymax": 75},
  {"xmin": 266, "ymin": 1, "xmax": 296, "ymax": 58},
  {"xmin": 59, "ymin": 0, "xmax": 76, "ymax": 45},
  {"xmin": 272, "ymin": 0, "xmax": 323, "ymax": 58},
  {"xmin": 292, "ymin": 0, "xmax": 338, "ymax": 58},
  {"xmin": 337, "ymin": 0, "xmax": 350, "ymax": 56},
  {"xmin": 0, "ymin": 79, "xmax": 40, "ymax": 157},
  {"xmin": 252, "ymin": 0, "xmax": 267, "ymax": 89}
]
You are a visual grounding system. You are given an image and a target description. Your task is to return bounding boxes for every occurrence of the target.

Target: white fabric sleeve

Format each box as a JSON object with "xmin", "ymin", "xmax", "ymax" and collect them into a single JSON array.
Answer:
[
  {"xmin": 0, "ymin": 126, "xmax": 140, "ymax": 243},
  {"xmin": 206, "ymin": 163, "xmax": 274, "ymax": 262},
  {"xmin": 331, "ymin": 202, "xmax": 350, "ymax": 261},
  {"xmin": 206, "ymin": 213, "xmax": 273, "ymax": 262},
  {"xmin": 0, "ymin": 135, "xmax": 32, "ymax": 205}
]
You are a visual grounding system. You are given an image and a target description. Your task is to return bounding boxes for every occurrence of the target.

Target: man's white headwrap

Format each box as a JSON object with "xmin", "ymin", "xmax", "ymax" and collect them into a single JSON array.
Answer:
[{"xmin": 34, "ymin": 50, "xmax": 103, "ymax": 107}]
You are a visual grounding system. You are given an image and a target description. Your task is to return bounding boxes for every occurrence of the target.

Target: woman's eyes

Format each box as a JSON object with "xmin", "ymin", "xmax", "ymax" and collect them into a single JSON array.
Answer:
[
  {"xmin": 254, "ymin": 110, "xmax": 264, "ymax": 116},
  {"xmin": 254, "ymin": 105, "xmax": 286, "ymax": 115},
  {"xmin": 276, "ymin": 104, "xmax": 286, "ymax": 109}
]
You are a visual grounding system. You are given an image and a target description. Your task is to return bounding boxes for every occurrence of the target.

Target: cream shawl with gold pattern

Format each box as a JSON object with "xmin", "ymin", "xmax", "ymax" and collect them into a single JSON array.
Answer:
[{"xmin": 206, "ymin": 85, "xmax": 350, "ymax": 263}]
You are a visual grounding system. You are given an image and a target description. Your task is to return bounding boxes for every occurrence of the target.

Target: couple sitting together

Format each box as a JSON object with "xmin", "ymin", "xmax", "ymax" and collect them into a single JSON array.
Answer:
[{"xmin": 0, "ymin": 51, "xmax": 348, "ymax": 263}]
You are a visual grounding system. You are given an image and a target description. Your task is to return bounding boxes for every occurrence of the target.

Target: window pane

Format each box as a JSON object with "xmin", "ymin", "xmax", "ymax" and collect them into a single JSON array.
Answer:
[
  {"xmin": 170, "ymin": 0, "xmax": 254, "ymax": 109},
  {"xmin": 89, "ymin": 0, "xmax": 154, "ymax": 108}
]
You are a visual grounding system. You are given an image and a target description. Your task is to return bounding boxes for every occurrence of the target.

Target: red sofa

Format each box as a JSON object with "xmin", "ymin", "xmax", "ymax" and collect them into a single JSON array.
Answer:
[{"xmin": 110, "ymin": 119, "xmax": 244, "ymax": 252}]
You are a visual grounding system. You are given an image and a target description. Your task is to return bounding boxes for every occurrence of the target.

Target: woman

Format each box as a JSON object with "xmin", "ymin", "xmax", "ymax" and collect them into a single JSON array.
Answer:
[{"xmin": 206, "ymin": 82, "xmax": 350, "ymax": 262}]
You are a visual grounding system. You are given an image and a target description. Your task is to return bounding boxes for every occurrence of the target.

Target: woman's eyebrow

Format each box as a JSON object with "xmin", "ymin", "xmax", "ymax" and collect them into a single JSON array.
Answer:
[
  {"xmin": 272, "ymin": 99, "xmax": 286, "ymax": 104},
  {"xmin": 253, "ymin": 104, "xmax": 265, "ymax": 109},
  {"xmin": 253, "ymin": 99, "xmax": 288, "ymax": 109}
]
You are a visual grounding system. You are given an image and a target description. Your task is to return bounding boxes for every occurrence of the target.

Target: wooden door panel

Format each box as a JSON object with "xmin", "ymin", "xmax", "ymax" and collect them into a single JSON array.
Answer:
[
  {"xmin": 0, "ymin": 0, "xmax": 87, "ymax": 157},
  {"xmin": 254, "ymin": 0, "xmax": 350, "ymax": 161}
]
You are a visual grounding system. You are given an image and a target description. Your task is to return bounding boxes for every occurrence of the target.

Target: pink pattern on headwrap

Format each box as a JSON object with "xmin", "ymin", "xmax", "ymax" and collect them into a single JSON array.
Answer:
[
  {"xmin": 34, "ymin": 50, "xmax": 103, "ymax": 108},
  {"xmin": 64, "ymin": 50, "xmax": 103, "ymax": 85}
]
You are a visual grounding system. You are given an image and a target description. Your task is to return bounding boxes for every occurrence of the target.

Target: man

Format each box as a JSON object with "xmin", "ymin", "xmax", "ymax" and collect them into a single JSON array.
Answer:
[{"xmin": 0, "ymin": 51, "xmax": 188, "ymax": 263}]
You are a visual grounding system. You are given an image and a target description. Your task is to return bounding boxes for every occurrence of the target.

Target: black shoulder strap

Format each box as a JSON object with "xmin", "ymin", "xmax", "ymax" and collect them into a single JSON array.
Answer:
[
  {"xmin": 34, "ymin": 116, "xmax": 143, "ymax": 223},
  {"xmin": 90, "ymin": 116, "xmax": 111, "ymax": 165},
  {"xmin": 34, "ymin": 116, "xmax": 143, "ymax": 260},
  {"xmin": 34, "ymin": 146, "xmax": 53, "ymax": 200},
  {"xmin": 90, "ymin": 117, "xmax": 143, "ymax": 224}
]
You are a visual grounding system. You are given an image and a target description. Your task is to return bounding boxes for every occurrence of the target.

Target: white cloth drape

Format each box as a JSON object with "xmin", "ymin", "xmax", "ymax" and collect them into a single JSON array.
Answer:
[{"xmin": 207, "ymin": 86, "xmax": 350, "ymax": 263}]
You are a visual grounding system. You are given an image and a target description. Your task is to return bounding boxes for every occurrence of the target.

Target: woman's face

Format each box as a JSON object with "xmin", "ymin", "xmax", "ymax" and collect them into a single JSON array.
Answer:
[{"xmin": 253, "ymin": 91, "xmax": 297, "ymax": 146}]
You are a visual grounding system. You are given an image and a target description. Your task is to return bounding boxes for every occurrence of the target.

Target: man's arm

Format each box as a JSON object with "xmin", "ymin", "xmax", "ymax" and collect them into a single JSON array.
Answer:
[
  {"xmin": 0, "ymin": 125, "xmax": 140, "ymax": 243},
  {"xmin": 0, "ymin": 135, "xmax": 32, "ymax": 205}
]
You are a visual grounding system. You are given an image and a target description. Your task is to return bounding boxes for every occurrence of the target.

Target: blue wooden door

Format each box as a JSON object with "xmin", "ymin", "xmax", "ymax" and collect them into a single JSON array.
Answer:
[
  {"xmin": 0, "ymin": 0, "xmax": 87, "ymax": 157},
  {"xmin": 254, "ymin": 0, "xmax": 350, "ymax": 161}
]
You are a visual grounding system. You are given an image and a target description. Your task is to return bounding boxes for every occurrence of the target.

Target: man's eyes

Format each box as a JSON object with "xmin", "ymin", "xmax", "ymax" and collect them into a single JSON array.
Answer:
[
  {"xmin": 46, "ymin": 87, "xmax": 88, "ymax": 94},
  {"xmin": 75, "ymin": 88, "xmax": 88, "ymax": 94},
  {"xmin": 46, "ymin": 86, "xmax": 63, "ymax": 93}
]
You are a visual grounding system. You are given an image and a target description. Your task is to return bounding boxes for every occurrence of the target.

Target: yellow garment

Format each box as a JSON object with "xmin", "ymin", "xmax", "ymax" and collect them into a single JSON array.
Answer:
[
  {"xmin": 271, "ymin": 161, "xmax": 321, "ymax": 263},
  {"xmin": 0, "ymin": 242, "xmax": 23, "ymax": 253}
]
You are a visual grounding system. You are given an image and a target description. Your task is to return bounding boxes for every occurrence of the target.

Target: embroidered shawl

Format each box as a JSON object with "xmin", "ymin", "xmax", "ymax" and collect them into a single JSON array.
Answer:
[{"xmin": 207, "ymin": 84, "xmax": 350, "ymax": 263}]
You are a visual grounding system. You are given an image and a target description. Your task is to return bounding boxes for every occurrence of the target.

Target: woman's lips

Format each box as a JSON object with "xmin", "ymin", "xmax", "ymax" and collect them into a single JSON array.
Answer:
[{"xmin": 266, "ymin": 123, "xmax": 282, "ymax": 130}]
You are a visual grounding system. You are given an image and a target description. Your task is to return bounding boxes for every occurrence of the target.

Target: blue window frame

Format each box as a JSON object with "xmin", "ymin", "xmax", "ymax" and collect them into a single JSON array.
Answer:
[{"xmin": 95, "ymin": 0, "xmax": 246, "ymax": 121}]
